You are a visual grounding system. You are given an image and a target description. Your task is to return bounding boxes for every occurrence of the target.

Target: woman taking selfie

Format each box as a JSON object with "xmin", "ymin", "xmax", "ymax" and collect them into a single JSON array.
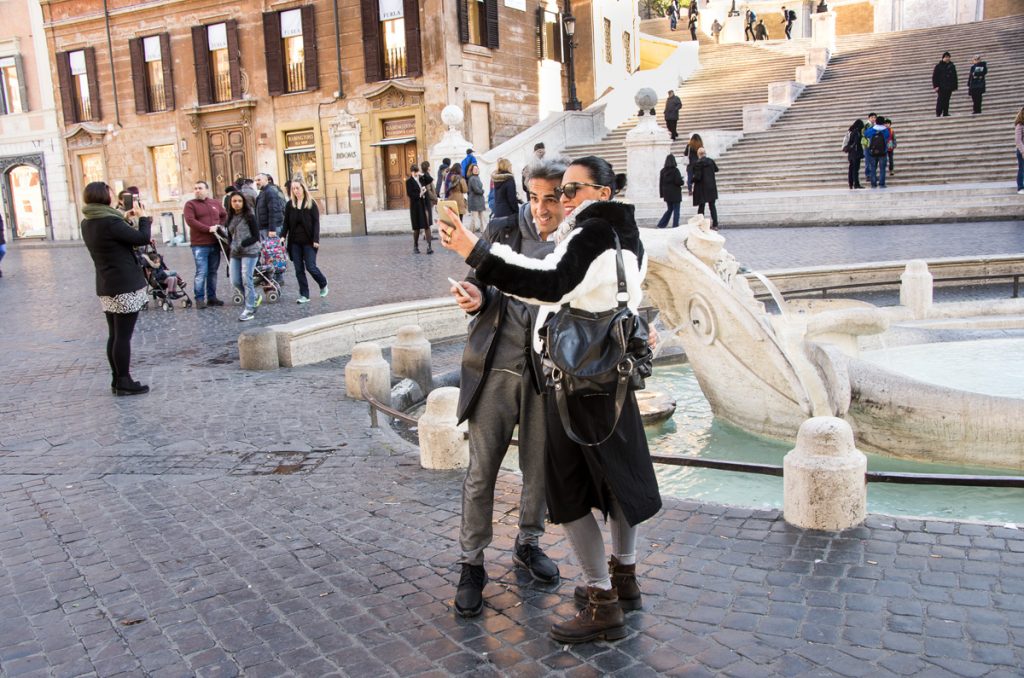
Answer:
[
  {"xmin": 81, "ymin": 181, "xmax": 152, "ymax": 396},
  {"xmin": 441, "ymin": 156, "xmax": 661, "ymax": 644}
]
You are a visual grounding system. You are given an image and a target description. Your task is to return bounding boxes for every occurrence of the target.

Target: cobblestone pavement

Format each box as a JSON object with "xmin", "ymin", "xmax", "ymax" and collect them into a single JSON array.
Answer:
[{"xmin": 1, "ymin": 225, "xmax": 1023, "ymax": 676}]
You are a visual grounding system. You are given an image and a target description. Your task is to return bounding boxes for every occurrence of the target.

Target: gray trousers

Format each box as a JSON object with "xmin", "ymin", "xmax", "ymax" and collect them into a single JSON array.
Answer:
[{"xmin": 459, "ymin": 369, "xmax": 548, "ymax": 566}]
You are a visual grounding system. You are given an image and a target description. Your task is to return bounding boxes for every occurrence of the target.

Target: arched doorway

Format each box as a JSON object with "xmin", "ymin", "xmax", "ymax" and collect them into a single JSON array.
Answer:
[{"xmin": 1, "ymin": 155, "xmax": 51, "ymax": 239}]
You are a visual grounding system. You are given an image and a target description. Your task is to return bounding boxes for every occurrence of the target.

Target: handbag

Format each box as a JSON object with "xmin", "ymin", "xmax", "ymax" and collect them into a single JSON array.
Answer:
[{"xmin": 539, "ymin": 232, "xmax": 653, "ymax": 447}]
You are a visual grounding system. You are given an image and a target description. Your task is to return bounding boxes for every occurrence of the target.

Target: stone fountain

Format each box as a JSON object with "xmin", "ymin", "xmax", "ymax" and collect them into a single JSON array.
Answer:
[{"xmin": 641, "ymin": 215, "xmax": 1024, "ymax": 471}]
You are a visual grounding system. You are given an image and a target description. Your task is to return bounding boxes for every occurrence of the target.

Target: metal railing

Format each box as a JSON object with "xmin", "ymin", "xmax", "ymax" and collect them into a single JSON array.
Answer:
[
  {"xmin": 214, "ymin": 72, "xmax": 232, "ymax": 102},
  {"xmin": 753, "ymin": 272, "xmax": 1022, "ymax": 301},
  {"xmin": 383, "ymin": 47, "xmax": 406, "ymax": 79},
  {"xmin": 78, "ymin": 96, "xmax": 92, "ymax": 121},
  {"xmin": 286, "ymin": 61, "xmax": 305, "ymax": 92},
  {"xmin": 147, "ymin": 83, "xmax": 166, "ymax": 112}
]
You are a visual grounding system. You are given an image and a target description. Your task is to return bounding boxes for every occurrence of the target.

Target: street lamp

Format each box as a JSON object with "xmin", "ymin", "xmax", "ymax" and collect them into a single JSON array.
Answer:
[{"xmin": 562, "ymin": 1, "xmax": 582, "ymax": 111}]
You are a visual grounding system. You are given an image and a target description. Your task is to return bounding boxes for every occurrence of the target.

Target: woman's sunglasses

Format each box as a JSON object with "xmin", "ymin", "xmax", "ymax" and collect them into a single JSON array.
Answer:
[{"xmin": 554, "ymin": 182, "xmax": 606, "ymax": 200}]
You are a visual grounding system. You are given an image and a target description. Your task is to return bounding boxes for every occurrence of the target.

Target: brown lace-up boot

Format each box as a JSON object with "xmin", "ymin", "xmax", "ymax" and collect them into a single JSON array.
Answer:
[
  {"xmin": 550, "ymin": 586, "xmax": 626, "ymax": 643},
  {"xmin": 573, "ymin": 555, "xmax": 642, "ymax": 611}
]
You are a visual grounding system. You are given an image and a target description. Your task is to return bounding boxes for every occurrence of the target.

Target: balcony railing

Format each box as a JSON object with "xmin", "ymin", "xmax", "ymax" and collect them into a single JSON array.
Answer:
[
  {"xmin": 78, "ymin": 97, "xmax": 92, "ymax": 121},
  {"xmin": 286, "ymin": 61, "xmax": 306, "ymax": 92},
  {"xmin": 148, "ymin": 84, "xmax": 166, "ymax": 112},
  {"xmin": 383, "ymin": 47, "xmax": 406, "ymax": 80},
  {"xmin": 214, "ymin": 73, "xmax": 232, "ymax": 103}
]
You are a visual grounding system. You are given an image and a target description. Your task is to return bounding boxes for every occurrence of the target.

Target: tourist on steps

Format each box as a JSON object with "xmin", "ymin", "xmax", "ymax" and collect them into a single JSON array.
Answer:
[
  {"xmin": 664, "ymin": 90, "xmax": 682, "ymax": 141},
  {"xmin": 692, "ymin": 148, "xmax": 720, "ymax": 229},
  {"xmin": 861, "ymin": 112, "xmax": 877, "ymax": 186},
  {"xmin": 843, "ymin": 119, "xmax": 865, "ymax": 190},
  {"xmin": 711, "ymin": 18, "xmax": 722, "ymax": 43},
  {"xmin": 782, "ymin": 6, "xmax": 795, "ymax": 39},
  {"xmin": 685, "ymin": 133, "xmax": 703, "ymax": 195},
  {"xmin": 863, "ymin": 117, "xmax": 892, "ymax": 188},
  {"xmin": 755, "ymin": 19, "xmax": 769, "ymax": 40},
  {"xmin": 744, "ymin": 9, "xmax": 756, "ymax": 40},
  {"xmin": 932, "ymin": 51, "xmax": 958, "ymax": 117},
  {"xmin": 657, "ymin": 154, "xmax": 685, "ymax": 228},
  {"xmin": 1014, "ymin": 107, "xmax": 1024, "ymax": 194},
  {"xmin": 967, "ymin": 55, "xmax": 988, "ymax": 115},
  {"xmin": 688, "ymin": 10, "xmax": 698, "ymax": 40},
  {"xmin": 884, "ymin": 118, "xmax": 897, "ymax": 176}
]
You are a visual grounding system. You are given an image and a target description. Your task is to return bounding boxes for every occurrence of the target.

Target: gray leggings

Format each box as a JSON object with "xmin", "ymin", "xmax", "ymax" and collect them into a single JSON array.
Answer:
[{"xmin": 561, "ymin": 496, "xmax": 638, "ymax": 590}]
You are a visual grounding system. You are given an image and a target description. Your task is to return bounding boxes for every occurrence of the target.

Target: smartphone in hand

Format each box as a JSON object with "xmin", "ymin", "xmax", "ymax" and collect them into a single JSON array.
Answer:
[
  {"xmin": 438, "ymin": 200, "xmax": 459, "ymax": 227},
  {"xmin": 447, "ymin": 276, "xmax": 470, "ymax": 298}
]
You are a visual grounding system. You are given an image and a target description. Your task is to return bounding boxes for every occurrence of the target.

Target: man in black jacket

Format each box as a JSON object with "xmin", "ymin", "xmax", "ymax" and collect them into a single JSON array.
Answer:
[
  {"xmin": 449, "ymin": 157, "xmax": 568, "ymax": 617},
  {"xmin": 254, "ymin": 173, "xmax": 285, "ymax": 237},
  {"xmin": 932, "ymin": 51, "xmax": 958, "ymax": 117},
  {"xmin": 664, "ymin": 90, "xmax": 682, "ymax": 141},
  {"xmin": 967, "ymin": 54, "xmax": 987, "ymax": 114}
]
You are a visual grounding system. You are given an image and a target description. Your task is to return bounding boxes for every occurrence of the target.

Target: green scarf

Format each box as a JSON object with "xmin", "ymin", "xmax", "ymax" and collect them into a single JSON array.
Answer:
[{"xmin": 82, "ymin": 203, "xmax": 129, "ymax": 222}]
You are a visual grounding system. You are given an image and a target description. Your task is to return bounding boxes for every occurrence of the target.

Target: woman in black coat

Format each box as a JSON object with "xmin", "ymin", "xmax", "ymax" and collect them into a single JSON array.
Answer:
[
  {"xmin": 656, "ymin": 154, "xmax": 685, "ymax": 228},
  {"xmin": 932, "ymin": 51, "xmax": 958, "ymax": 117},
  {"xmin": 490, "ymin": 157, "xmax": 519, "ymax": 219},
  {"xmin": 80, "ymin": 181, "xmax": 152, "ymax": 395},
  {"xmin": 967, "ymin": 55, "xmax": 987, "ymax": 114},
  {"xmin": 692, "ymin": 148, "xmax": 720, "ymax": 229},
  {"xmin": 844, "ymin": 119, "xmax": 865, "ymax": 189},
  {"xmin": 405, "ymin": 164, "xmax": 431, "ymax": 254},
  {"xmin": 685, "ymin": 133, "xmax": 703, "ymax": 195},
  {"xmin": 280, "ymin": 180, "xmax": 328, "ymax": 301}
]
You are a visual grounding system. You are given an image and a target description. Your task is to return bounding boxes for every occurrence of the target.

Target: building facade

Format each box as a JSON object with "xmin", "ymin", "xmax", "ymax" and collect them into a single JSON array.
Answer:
[
  {"xmin": 0, "ymin": 0, "xmax": 75, "ymax": 242},
  {"xmin": 36, "ymin": 0, "xmax": 592, "ymax": 232}
]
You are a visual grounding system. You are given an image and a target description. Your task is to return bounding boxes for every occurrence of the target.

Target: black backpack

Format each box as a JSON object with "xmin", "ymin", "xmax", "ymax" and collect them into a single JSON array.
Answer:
[
  {"xmin": 869, "ymin": 131, "xmax": 887, "ymax": 157},
  {"xmin": 788, "ymin": 9, "xmax": 797, "ymax": 20}
]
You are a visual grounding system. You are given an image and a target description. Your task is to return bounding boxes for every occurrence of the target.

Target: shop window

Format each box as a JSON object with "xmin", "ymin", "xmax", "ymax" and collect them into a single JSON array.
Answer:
[
  {"xmin": 264, "ymin": 7, "xmax": 319, "ymax": 95},
  {"xmin": 151, "ymin": 145, "xmax": 181, "ymax": 203},
  {"xmin": 0, "ymin": 56, "xmax": 26, "ymax": 115},
  {"xmin": 284, "ymin": 130, "xmax": 319, "ymax": 191},
  {"xmin": 360, "ymin": 0, "xmax": 422, "ymax": 82},
  {"xmin": 129, "ymin": 34, "xmax": 174, "ymax": 114},
  {"xmin": 7, "ymin": 165, "xmax": 46, "ymax": 238}
]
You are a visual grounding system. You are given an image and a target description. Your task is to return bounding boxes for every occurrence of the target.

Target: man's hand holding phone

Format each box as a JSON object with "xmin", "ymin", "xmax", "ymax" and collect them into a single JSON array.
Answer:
[{"xmin": 448, "ymin": 277, "xmax": 481, "ymax": 313}]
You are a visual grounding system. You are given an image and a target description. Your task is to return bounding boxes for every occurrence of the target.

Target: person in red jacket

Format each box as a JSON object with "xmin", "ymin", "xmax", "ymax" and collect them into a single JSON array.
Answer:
[{"xmin": 183, "ymin": 180, "xmax": 227, "ymax": 308}]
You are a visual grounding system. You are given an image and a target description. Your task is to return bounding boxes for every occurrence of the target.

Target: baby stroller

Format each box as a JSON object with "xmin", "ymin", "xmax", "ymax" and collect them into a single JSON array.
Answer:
[
  {"xmin": 215, "ymin": 230, "xmax": 284, "ymax": 305},
  {"xmin": 138, "ymin": 241, "xmax": 193, "ymax": 311}
]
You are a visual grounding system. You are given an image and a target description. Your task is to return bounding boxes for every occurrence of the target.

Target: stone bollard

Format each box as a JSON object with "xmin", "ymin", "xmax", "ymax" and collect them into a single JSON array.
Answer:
[
  {"xmin": 391, "ymin": 325, "xmax": 433, "ymax": 395},
  {"xmin": 899, "ymin": 260, "xmax": 933, "ymax": 319},
  {"xmin": 344, "ymin": 342, "xmax": 391, "ymax": 405},
  {"xmin": 784, "ymin": 417, "xmax": 866, "ymax": 531},
  {"xmin": 238, "ymin": 327, "xmax": 279, "ymax": 371},
  {"xmin": 418, "ymin": 387, "xmax": 469, "ymax": 469}
]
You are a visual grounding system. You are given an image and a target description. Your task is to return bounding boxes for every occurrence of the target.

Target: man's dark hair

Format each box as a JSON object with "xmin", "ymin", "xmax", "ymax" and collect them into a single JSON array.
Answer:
[
  {"xmin": 441, "ymin": 158, "xmax": 450, "ymax": 165},
  {"xmin": 242, "ymin": 178, "xmax": 254, "ymax": 186},
  {"xmin": 524, "ymin": 156, "xmax": 569, "ymax": 185},
  {"xmin": 195, "ymin": 180, "xmax": 210, "ymax": 189},
  {"xmin": 466, "ymin": 148, "xmax": 473, "ymax": 154},
  {"xmin": 83, "ymin": 181, "xmax": 111, "ymax": 205},
  {"xmin": 257, "ymin": 173, "xmax": 275, "ymax": 184},
  {"xmin": 534, "ymin": 142, "xmax": 545, "ymax": 151},
  {"xmin": 409, "ymin": 163, "xmax": 419, "ymax": 173},
  {"xmin": 568, "ymin": 156, "xmax": 627, "ymax": 194}
]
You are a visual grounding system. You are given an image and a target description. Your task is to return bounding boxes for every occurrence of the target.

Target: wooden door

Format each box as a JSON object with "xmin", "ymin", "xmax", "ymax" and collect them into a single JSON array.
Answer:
[
  {"xmin": 384, "ymin": 142, "xmax": 419, "ymax": 210},
  {"xmin": 207, "ymin": 127, "xmax": 248, "ymax": 196}
]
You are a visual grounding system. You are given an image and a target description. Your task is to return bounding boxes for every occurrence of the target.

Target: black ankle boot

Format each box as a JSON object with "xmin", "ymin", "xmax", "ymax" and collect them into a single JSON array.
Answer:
[{"xmin": 114, "ymin": 377, "xmax": 149, "ymax": 396}]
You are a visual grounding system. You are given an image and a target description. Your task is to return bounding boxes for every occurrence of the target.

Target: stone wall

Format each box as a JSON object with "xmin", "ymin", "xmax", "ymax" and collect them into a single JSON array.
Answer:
[
  {"xmin": 834, "ymin": 1, "xmax": 874, "ymax": 35},
  {"xmin": 984, "ymin": 0, "xmax": 1024, "ymax": 19}
]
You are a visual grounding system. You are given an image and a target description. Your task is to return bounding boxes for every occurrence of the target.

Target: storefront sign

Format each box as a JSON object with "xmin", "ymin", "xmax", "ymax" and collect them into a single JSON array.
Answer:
[
  {"xmin": 382, "ymin": 117, "xmax": 416, "ymax": 139},
  {"xmin": 285, "ymin": 130, "xmax": 316, "ymax": 149},
  {"xmin": 330, "ymin": 126, "xmax": 361, "ymax": 171},
  {"xmin": 379, "ymin": 0, "xmax": 404, "ymax": 21}
]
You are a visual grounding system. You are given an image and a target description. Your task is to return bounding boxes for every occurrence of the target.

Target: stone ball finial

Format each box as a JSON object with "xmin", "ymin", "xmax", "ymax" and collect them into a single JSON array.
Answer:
[
  {"xmin": 635, "ymin": 88, "xmax": 658, "ymax": 112},
  {"xmin": 441, "ymin": 105, "xmax": 464, "ymax": 129}
]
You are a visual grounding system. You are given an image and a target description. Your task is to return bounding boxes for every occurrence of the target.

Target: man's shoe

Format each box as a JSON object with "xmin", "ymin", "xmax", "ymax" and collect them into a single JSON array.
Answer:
[
  {"xmin": 413, "ymin": 246, "xmax": 421, "ymax": 254},
  {"xmin": 319, "ymin": 286, "xmax": 329, "ymax": 298},
  {"xmin": 196, "ymin": 300, "xmax": 207, "ymax": 309},
  {"xmin": 513, "ymin": 538, "xmax": 559, "ymax": 584},
  {"xmin": 113, "ymin": 377, "xmax": 149, "ymax": 396},
  {"xmin": 296, "ymin": 296, "xmax": 310, "ymax": 304},
  {"xmin": 426, "ymin": 246, "xmax": 434, "ymax": 254},
  {"xmin": 574, "ymin": 556, "xmax": 642, "ymax": 611},
  {"xmin": 239, "ymin": 310, "xmax": 255, "ymax": 321},
  {"xmin": 454, "ymin": 564, "xmax": 487, "ymax": 617},
  {"xmin": 551, "ymin": 586, "xmax": 626, "ymax": 643},
  {"xmin": 207, "ymin": 298, "xmax": 224, "ymax": 307}
]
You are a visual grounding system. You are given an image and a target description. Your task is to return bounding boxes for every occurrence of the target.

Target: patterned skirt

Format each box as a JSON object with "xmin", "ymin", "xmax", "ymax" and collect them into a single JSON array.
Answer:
[{"xmin": 99, "ymin": 287, "xmax": 148, "ymax": 314}]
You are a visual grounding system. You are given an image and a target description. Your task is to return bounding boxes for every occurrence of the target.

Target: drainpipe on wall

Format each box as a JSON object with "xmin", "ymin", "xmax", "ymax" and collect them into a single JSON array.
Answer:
[
  {"xmin": 333, "ymin": 0, "xmax": 344, "ymax": 99},
  {"xmin": 103, "ymin": 0, "xmax": 121, "ymax": 127}
]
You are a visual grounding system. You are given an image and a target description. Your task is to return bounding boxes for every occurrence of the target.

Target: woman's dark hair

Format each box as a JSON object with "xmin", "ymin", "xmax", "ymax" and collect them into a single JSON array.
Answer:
[
  {"xmin": 568, "ymin": 156, "xmax": 627, "ymax": 195},
  {"xmin": 420, "ymin": 160, "xmax": 430, "ymax": 173},
  {"xmin": 448, "ymin": 164, "xmax": 462, "ymax": 176},
  {"xmin": 663, "ymin": 154, "xmax": 677, "ymax": 169},
  {"xmin": 227, "ymin": 191, "xmax": 252, "ymax": 217},
  {"xmin": 849, "ymin": 119, "xmax": 864, "ymax": 132},
  {"xmin": 83, "ymin": 181, "xmax": 112, "ymax": 205},
  {"xmin": 688, "ymin": 134, "xmax": 704, "ymax": 150}
]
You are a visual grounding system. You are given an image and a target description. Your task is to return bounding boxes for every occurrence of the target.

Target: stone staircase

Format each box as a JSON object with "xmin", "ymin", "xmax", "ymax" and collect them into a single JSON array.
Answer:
[
  {"xmin": 639, "ymin": 16, "xmax": 715, "ymax": 46},
  {"xmin": 714, "ymin": 15, "xmax": 1024, "ymax": 192},
  {"xmin": 563, "ymin": 40, "xmax": 806, "ymax": 168}
]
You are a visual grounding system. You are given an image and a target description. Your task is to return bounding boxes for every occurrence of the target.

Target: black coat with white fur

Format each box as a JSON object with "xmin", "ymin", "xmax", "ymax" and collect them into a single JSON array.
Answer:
[{"xmin": 465, "ymin": 201, "xmax": 662, "ymax": 527}]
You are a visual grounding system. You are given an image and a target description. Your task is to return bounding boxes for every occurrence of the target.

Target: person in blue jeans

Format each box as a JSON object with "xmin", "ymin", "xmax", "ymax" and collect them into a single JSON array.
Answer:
[
  {"xmin": 1015, "ymin": 107, "xmax": 1024, "ymax": 193},
  {"xmin": 863, "ymin": 117, "xmax": 891, "ymax": 188},
  {"xmin": 183, "ymin": 181, "xmax": 227, "ymax": 307},
  {"xmin": 280, "ymin": 180, "xmax": 328, "ymax": 303},
  {"xmin": 0, "ymin": 211, "xmax": 6, "ymax": 278},
  {"xmin": 226, "ymin": 193, "xmax": 262, "ymax": 321},
  {"xmin": 656, "ymin": 154, "xmax": 685, "ymax": 228}
]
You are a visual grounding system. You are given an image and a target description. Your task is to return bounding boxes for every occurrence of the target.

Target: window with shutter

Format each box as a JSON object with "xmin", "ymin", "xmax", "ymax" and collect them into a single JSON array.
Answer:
[
  {"xmin": 56, "ymin": 52, "xmax": 76, "ymax": 123},
  {"xmin": 539, "ymin": 9, "xmax": 560, "ymax": 62},
  {"xmin": 128, "ymin": 38, "xmax": 148, "ymax": 114},
  {"xmin": 226, "ymin": 20, "xmax": 241, "ymax": 100},
  {"xmin": 83, "ymin": 47, "xmax": 101, "ymax": 120},
  {"xmin": 263, "ymin": 12, "xmax": 285, "ymax": 95},
  {"xmin": 535, "ymin": 7, "xmax": 545, "ymax": 60},
  {"xmin": 159, "ymin": 33, "xmax": 175, "ymax": 110},
  {"xmin": 360, "ymin": 0, "xmax": 383, "ymax": 82},
  {"xmin": 402, "ymin": 0, "xmax": 421, "ymax": 76},
  {"xmin": 301, "ymin": 5, "xmax": 319, "ymax": 90},
  {"xmin": 0, "ymin": 56, "xmax": 25, "ymax": 115},
  {"xmin": 457, "ymin": 0, "xmax": 470, "ymax": 44},
  {"xmin": 192, "ymin": 25, "xmax": 213, "ymax": 105},
  {"xmin": 483, "ymin": 0, "xmax": 499, "ymax": 49}
]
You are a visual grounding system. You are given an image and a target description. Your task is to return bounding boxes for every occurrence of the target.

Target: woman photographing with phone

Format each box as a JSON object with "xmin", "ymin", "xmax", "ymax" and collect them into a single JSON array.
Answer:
[
  {"xmin": 440, "ymin": 156, "xmax": 661, "ymax": 644},
  {"xmin": 81, "ymin": 181, "xmax": 152, "ymax": 396}
]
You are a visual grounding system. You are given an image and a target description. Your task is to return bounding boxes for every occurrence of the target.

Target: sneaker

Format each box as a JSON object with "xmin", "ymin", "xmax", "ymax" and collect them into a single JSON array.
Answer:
[
  {"xmin": 454, "ymin": 564, "xmax": 487, "ymax": 618},
  {"xmin": 239, "ymin": 310, "xmax": 255, "ymax": 321},
  {"xmin": 1018, "ymin": 190, "xmax": 1024, "ymax": 195},
  {"xmin": 319, "ymin": 286, "xmax": 329, "ymax": 298},
  {"xmin": 255, "ymin": 294, "xmax": 263, "ymax": 308},
  {"xmin": 296, "ymin": 296, "xmax": 310, "ymax": 304},
  {"xmin": 207, "ymin": 298, "xmax": 225, "ymax": 307},
  {"xmin": 196, "ymin": 300, "xmax": 207, "ymax": 309},
  {"xmin": 513, "ymin": 538, "xmax": 560, "ymax": 584}
]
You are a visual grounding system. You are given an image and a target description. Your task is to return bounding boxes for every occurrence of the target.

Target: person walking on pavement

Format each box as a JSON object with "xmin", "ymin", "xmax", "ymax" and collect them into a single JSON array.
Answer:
[
  {"xmin": 687, "ymin": 10, "xmax": 698, "ymax": 40},
  {"xmin": 441, "ymin": 155, "xmax": 662, "ymax": 645},
  {"xmin": 668, "ymin": 0, "xmax": 679, "ymax": 31},
  {"xmin": 280, "ymin": 180, "xmax": 328, "ymax": 302},
  {"xmin": 843, "ymin": 119, "xmax": 865, "ymax": 189},
  {"xmin": 1014, "ymin": 107, "xmax": 1024, "ymax": 194},
  {"xmin": 932, "ymin": 51, "xmax": 958, "ymax": 117},
  {"xmin": 226, "ymin": 192, "xmax": 261, "ymax": 322},
  {"xmin": 491, "ymin": 158, "xmax": 519, "ymax": 219},
  {"xmin": 254, "ymin": 173, "xmax": 285, "ymax": 238},
  {"xmin": 692, "ymin": 148, "xmax": 720, "ymax": 229},
  {"xmin": 80, "ymin": 181, "xmax": 152, "ymax": 396},
  {"xmin": 449, "ymin": 157, "xmax": 569, "ymax": 619},
  {"xmin": 466, "ymin": 164, "xmax": 487, "ymax": 233},
  {"xmin": 461, "ymin": 148, "xmax": 478, "ymax": 177},
  {"xmin": 435, "ymin": 158, "xmax": 451, "ymax": 199},
  {"xmin": 664, "ymin": 90, "xmax": 682, "ymax": 141},
  {"xmin": 184, "ymin": 180, "xmax": 226, "ymax": 308},
  {"xmin": 656, "ymin": 154, "xmax": 685, "ymax": 228},
  {"xmin": 406, "ymin": 164, "xmax": 431, "ymax": 254},
  {"xmin": 711, "ymin": 18, "xmax": 722, "ymax": 43},
  {"xmin": 967, "ymin": 55, "xmax": 987, "ymax": 115}
]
